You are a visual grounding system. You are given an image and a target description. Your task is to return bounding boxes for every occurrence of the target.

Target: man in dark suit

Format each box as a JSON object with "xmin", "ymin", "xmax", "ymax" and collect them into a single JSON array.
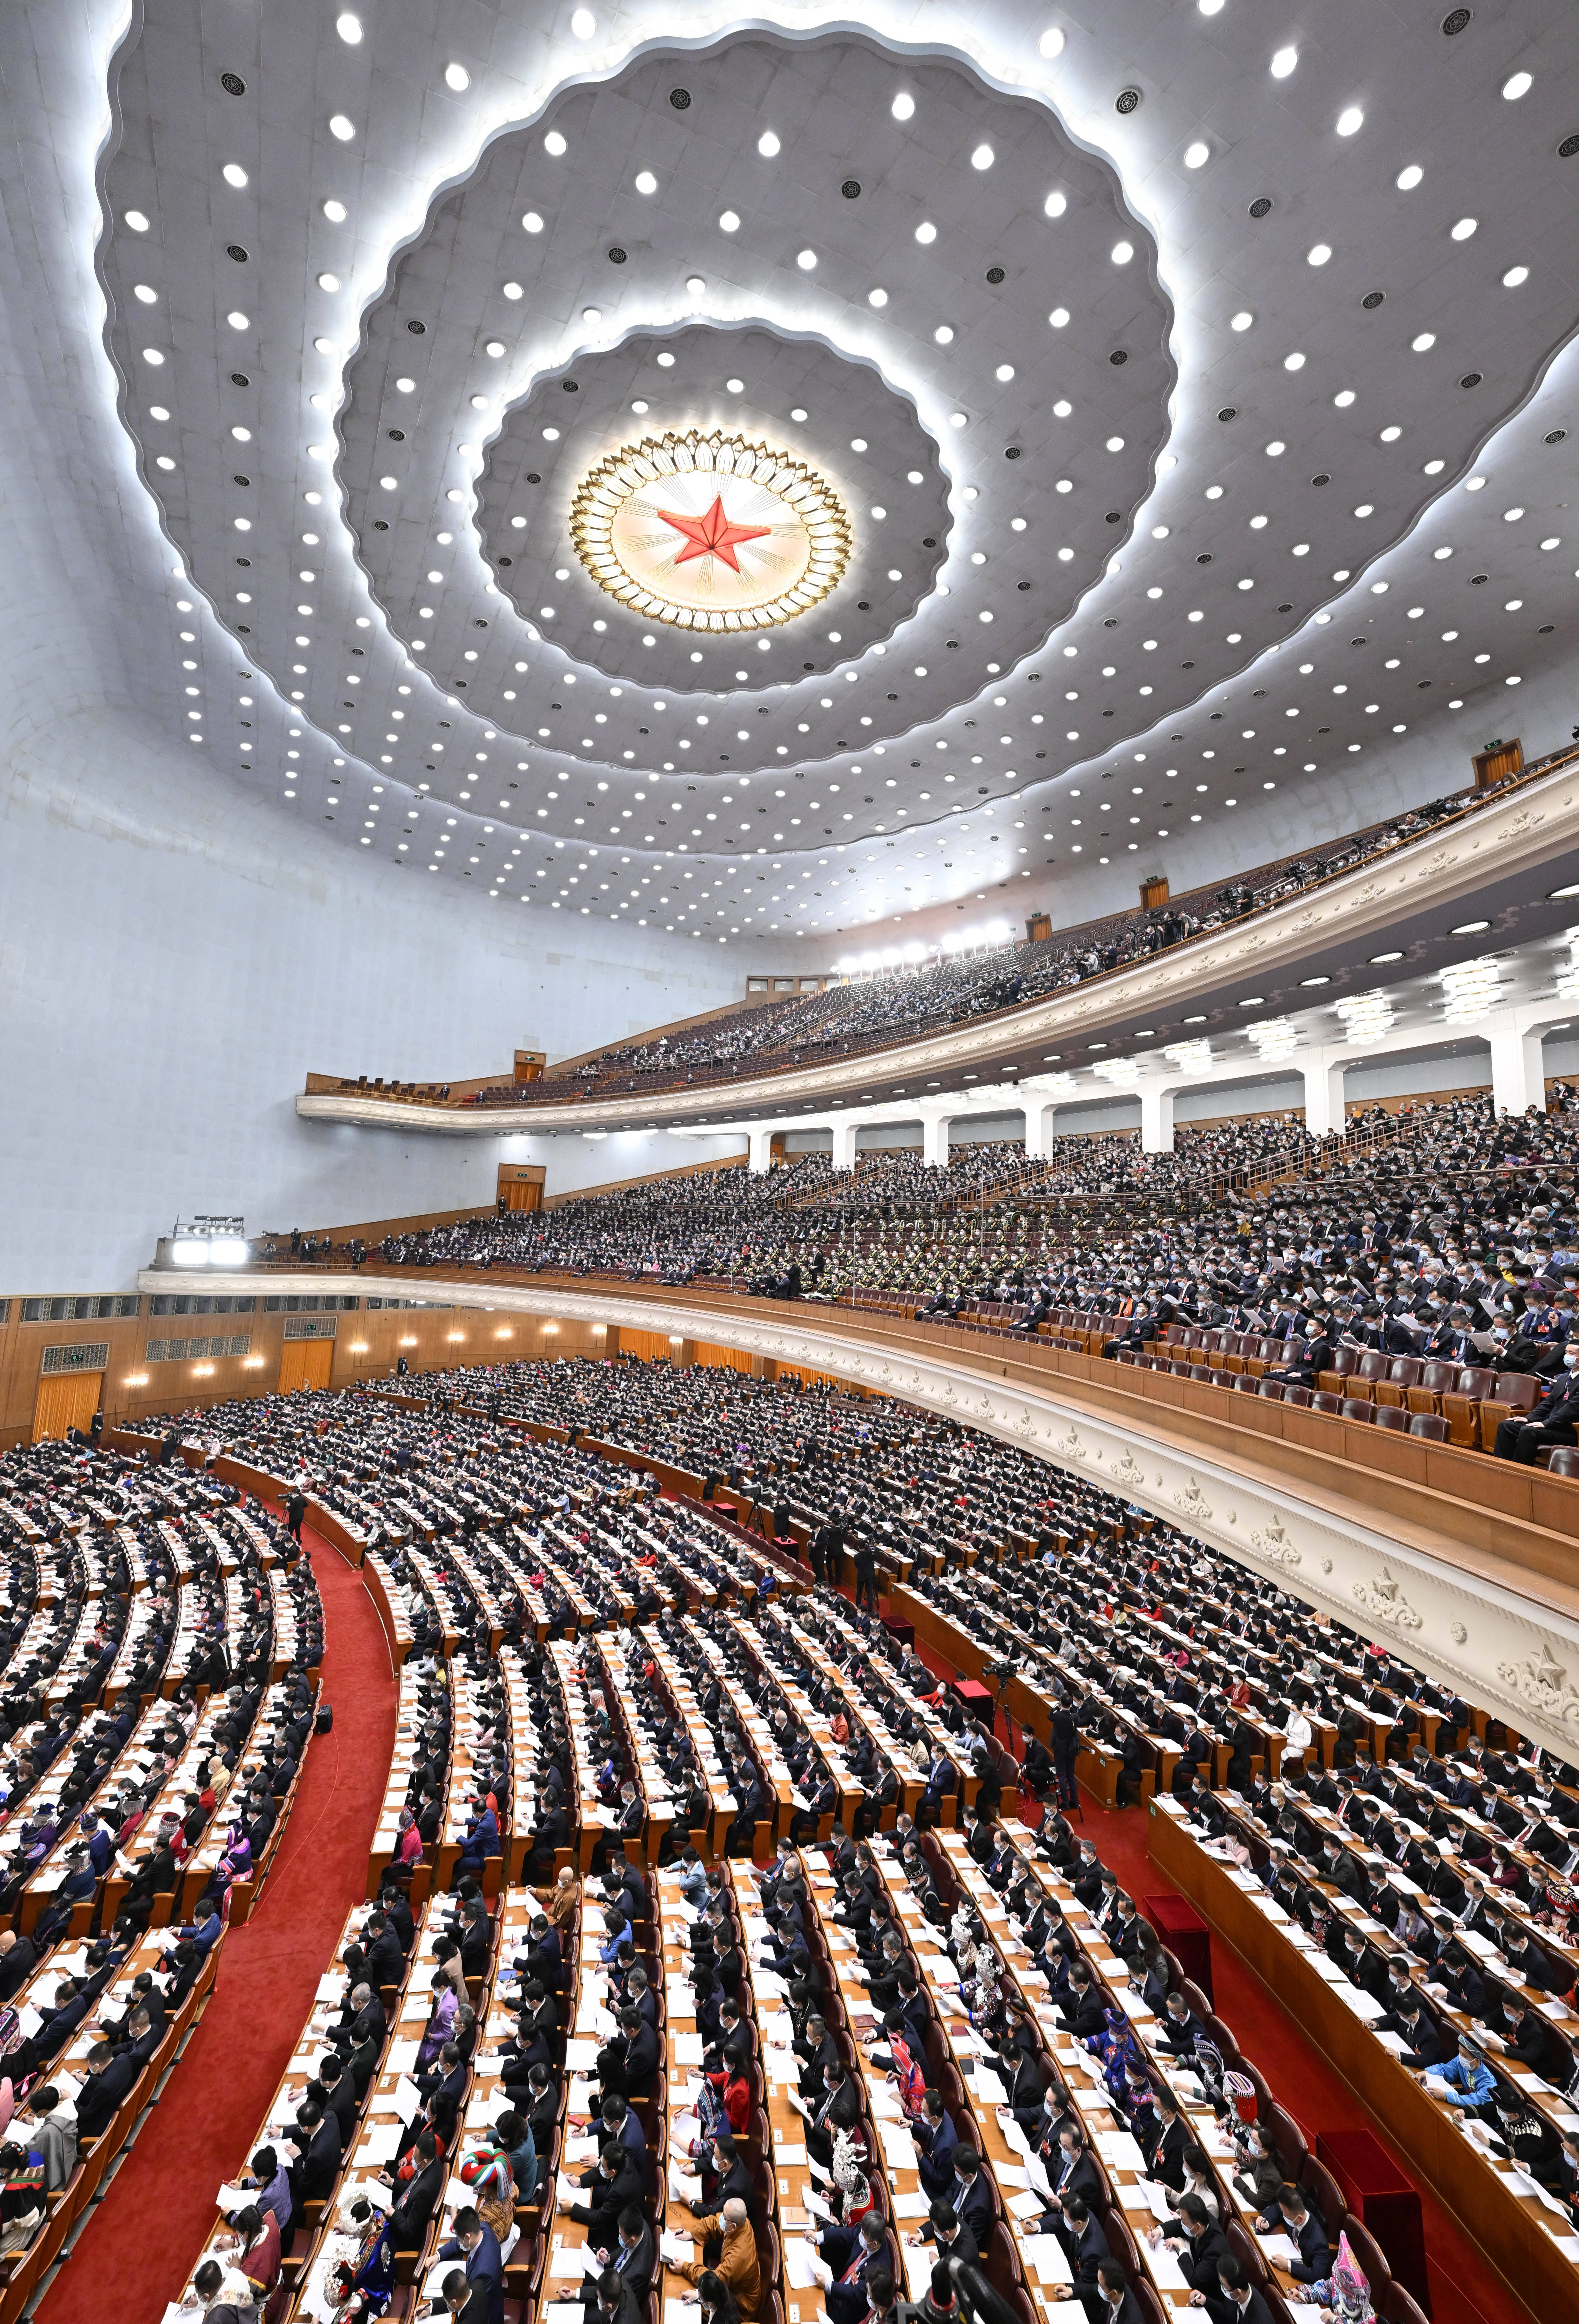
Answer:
[
  {"xmin": 814, "ymin": 2210, "xmax": 891, "ymax": 2324},
  {"xmin": 287, "ymin": 2094, "xmax": 342, "ymax": 2215},
  {"xmin": 75, "ymin": 2037, "xmax": 139, "ymax": 2142},
  {"xmin": 1202, "ymin": 2254, "xmax": 1277, "ymax": 2324},
  {"xmin": 913, "ymin": 2088, "xmax": 960, "ymax": 2200},
  {"xmin": 797, "ymin": 2057, "xmax": 861, "ymax": 2164},
  {"xmin": 1034, "ymin": 2127, "xmax": 1102, "ymax": 2233},
  {"xmin": 1151, "ymin": 2192, "xmax": 1227, "ymax": 2293},
  {"xmin": 943, "ymin": 2149, "xmax": 994, "ymax": 2248},
  {"xmin": 363, "ymin": 1913, "xmax": 404, "ymax": 1991},
  {"xmin": 1272, "ymin": 2186, "xmax": 1333, "ymax": 2284},
  {"xmin": 388, "ymin": 2126, "xmax": 445, "ymax": 2248},
  {"xmin": 435, "ymin": 2208, "xmax": 504, "ymax": 2324},
  {"xmin": 1092, "ymin": 2256, "xmax": 1145, "ymax": 2324},
  {"xmin": 683, "ymin": 2130, "xmax": 753, "ymax": 2222},
  {"xmin": 559, "ymin": 2141, "xmax": 645, "ymax": 2248},
  {"xmin": 597, "ymin": 2007, "xmax": 658, "ymax": 2102},
  {"xmin": 1493, "ymin": 1368, "xmax": 1579, "ymax": 1460},
  {"xmin": 1056, "ymin": 2196, "xmax": 1110, "ymax": 2304}
]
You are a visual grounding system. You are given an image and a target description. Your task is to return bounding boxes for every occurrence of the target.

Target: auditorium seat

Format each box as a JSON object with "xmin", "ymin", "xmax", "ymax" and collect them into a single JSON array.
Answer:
[{"xmin": 1408, "ymin": 1412, "xmax": 1449, "ymax": 1442}]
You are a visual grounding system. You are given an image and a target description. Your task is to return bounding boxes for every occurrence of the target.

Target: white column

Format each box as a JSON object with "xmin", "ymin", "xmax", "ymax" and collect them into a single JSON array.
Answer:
[
  {"xmin": 918, "ymin": 1106, "xmax": 953, "ymax": 1168},
  {"xmin": 829, "ymin": 1117, "xmax": 860, "ymax": 1172},
  {"xmin": 1023, "ymin": 1098, "xmax": 1060, "ymax": 1161},
  {"xmin": 1489, "ymin": 1013, "xmax": 1547, "ymax": 1116},
  {"xmin": 1138, "ymin": 1082, "xmax": 1175, "ymax": 1155},
  {"xmin": 746, "ymin": 1126, "xmax": 774, "ymax": 1175},
  {"xmin": 1300, "ymin": 1048, "xmax": 1348, "ymax": 1138}
]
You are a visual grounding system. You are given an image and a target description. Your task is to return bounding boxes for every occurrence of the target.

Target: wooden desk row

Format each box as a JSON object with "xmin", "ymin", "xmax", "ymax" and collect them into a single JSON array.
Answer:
[{"xmin": 1150, "ymin": 1795, "xmax": 1578, "ymax": 2324}]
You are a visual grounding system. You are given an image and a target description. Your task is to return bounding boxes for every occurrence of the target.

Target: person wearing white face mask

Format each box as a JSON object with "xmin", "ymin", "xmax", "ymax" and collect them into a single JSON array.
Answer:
[{"xmin": 1491, "ymin": 1347, "xmax": 1579, "ymax": 1462}]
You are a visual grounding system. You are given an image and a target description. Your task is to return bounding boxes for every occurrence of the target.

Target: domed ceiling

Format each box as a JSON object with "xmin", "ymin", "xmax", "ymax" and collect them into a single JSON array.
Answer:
[{"xmin": 87, "ymin": 2, "xmax": 1579, "ymax": 942}]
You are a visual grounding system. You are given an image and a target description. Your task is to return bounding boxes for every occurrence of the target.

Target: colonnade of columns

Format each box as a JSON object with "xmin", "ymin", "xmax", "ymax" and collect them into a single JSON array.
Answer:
[{"xmin": 712, "ymin": 1001, "xmax": 1567, "ymax": 1170}]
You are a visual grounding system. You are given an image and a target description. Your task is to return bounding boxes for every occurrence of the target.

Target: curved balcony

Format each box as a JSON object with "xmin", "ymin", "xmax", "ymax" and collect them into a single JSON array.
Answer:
[
  {"xmin": 141, "ymin": 1260, "xmax": 1579, "ymax": 1764},
  {"xmin": 297, "ymin": 748, "xmax": 1579, "ymax": 1134}
]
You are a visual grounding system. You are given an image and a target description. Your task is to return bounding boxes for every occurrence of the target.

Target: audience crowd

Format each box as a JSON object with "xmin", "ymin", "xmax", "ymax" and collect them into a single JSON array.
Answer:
[{"xmin": 447, "ymin": 773, "xmax": 1521, "ymax": 1107}]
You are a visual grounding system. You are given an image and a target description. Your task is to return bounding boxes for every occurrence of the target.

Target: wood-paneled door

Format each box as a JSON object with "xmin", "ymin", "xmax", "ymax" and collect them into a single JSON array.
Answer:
[
  {"xmin": 278, "ymin": 1340, "xmax": 333, "ymax": 1393},
  {"xmin": 32, "ymin": 1372, "xmax": 102, "ymax": 1442}
]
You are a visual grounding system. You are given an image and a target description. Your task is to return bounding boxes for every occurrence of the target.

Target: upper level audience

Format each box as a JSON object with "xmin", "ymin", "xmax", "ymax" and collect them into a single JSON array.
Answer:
[{"xmin": 384, "ymin": 764, "xmax": 1541, "ymax": 1109}]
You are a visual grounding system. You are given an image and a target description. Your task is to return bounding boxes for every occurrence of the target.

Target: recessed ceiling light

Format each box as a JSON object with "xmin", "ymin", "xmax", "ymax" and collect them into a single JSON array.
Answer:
[
  {"xmin": 1270, "ymin": 45, "xmax": 1298, "ymax": 77},
  {"xmin": 1038, "ymin": 27, "xmax": 1065, "ymax": 55},
  {"xmin": 1049, "ymin": 306, "xmax": 1070, "ymax": 327},
  {"xmin": 972, "ymin": 144, "xmax": 995, "ymax": 170},
  {"xmin": 323, "ymin": 199, "xmax": 347, "ymax": 223},
  {"xmin": 1502, "ymin": 264, "xmax": 1530, "ymax": 287},
  {"xmin": 867, "ymin": 287, "xmax": 888, "ymax": 307},
  {"xmin": 1450, "ymin": 216, "xmax": 1478, "ymax": 241},
  {"xmin": 570, "ymin": 6, "xmax": 596, "ymax": 35},
  {"xmin": 1396, "ymin": 164, "xmax": 1424, "ymax": 190},
  {"xmin": 1548, "ymin": 884, "xmax": 1579, "ymax": 900},
  {"xmin": 1369, "ymin": 949, "xmax": 1403, "ymax": 963},
  {"xmin": 335, "ymin": 11, "xmax": 362, "ymax": 41},
  {"xmin": 1411, "ymin": 331, "xmax": 1436, "ymax": 351},
  {"xmin": 222, "ymin": 162, "xmax": 248, "ymax": 188},
  {"xmin": 758, "ymin": 131, "xmax": 780, "ymax": 157},
  {"xmin": 719, "ymin": 210, "xmax": 740, "ymax": 233},
  {"xmin": 1503, "ymin": 70, "xmax": 1533, "ymax": 100},
  {"xmin": 796, "ymin": 248, "xmax": 817, "ymax": 269},
  {"xmin": 1183, "ymin": 140, "xmax": 1210, "ymax": 168},
  {"xmin": 1044, "ymin": 191, "xmax": 1067, "ymax": 218},
  {"xmin": 915, "ymin": 221, "xmax": 938, "ymax": 244},
  {"xmin": 124, "ymin": 209, "xmax": 150, "ymax": 230},
  {"xmin": 1335, "ymin": 106, "xmax": 1364, "ymax": 136},
  {"xmin": 1451, "ymin": 920, "xmax": 1490, "ymax": 934},
  {"xmin": 133, "ymin": 282, "xmax": 157, "ymax": 303},
  {"xmin": 544, "ymin": 131, "xmax": 567, "ymax": 156},
  {"xmin": 1184, "ymin": 1014, "xmax": 1207, "ymax": 1024},
  {"xmin": 1230, "ymin": 310, "xmax": 1253, "ymax": 331},
  {"xmin": 634, "ymin": 170, "xmax": 657, "ymax": 194},
  {"xmin": 1299, "ymin": 975, "xmax": 1330, "ymax": 986},
  {"xmin": 1307, "ymin": 242, "xmax": 1332, "ymax": 266},
  {"xmin": 1110, "ymin": 240, "xmax": 1134, "ymax": 264},
  {"xmin": 444, "ymin": 62, "xmax": 470, "ymax": 92},
  {"xmin": 892, "ymin": 92, "xmax": 915, "ymax": 121},
  {"xmin": 329, "ymin": 114, "xmax": 355, "ymax": 141},
  {"xmin": 1284, "ymin": 350, "xmax": 1306, "ymax": 370}
]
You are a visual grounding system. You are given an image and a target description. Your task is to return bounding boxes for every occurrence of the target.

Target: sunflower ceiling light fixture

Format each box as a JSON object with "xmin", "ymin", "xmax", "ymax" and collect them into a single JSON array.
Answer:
[{"xmin": 569, "ymin": 429, "xmax": 851, "ymax": 630}]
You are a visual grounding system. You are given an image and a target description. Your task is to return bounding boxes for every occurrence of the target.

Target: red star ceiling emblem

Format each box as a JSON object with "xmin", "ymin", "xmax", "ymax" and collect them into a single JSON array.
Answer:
[{"xmin": 656, "ymin": 492, "xmax": 773, "ymax": 572}]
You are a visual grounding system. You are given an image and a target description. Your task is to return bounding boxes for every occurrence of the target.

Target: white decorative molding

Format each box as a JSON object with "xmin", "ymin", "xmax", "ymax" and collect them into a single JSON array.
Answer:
[
  {"xmin": 1249, "ymin": 1513, "xmax": 1301, "ymax": 1568},
  {"xmin": 146, "ymin": 1264, "xmax": 1579, "ymax": 1758},
  {"xmin": 1496, "ymin": 1644, "xmax": 1579, "ymax": 1729},
  {"xmin": 1351, "ymin": 1564, "xmax": 1424, "ymax": 1630},
  {"xmin": 295, "ymin": 761, "xmax": 1579, "ymax": 1135}
]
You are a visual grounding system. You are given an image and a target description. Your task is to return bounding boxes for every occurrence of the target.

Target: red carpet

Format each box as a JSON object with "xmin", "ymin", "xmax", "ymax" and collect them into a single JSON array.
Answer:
[
  {"xmin": 37, "ymin": 1522, "xmax": 398, "ymax": 2324},
  {"xmin": 896, "ymin": 1613, "xmax": 1524, "ymax": 2324}
]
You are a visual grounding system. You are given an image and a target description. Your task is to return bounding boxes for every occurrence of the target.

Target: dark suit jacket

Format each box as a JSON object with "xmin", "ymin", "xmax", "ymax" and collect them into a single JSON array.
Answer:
[
  {"xmin": 390, "ymin": 2154, "xmax": 446, "ymax": 2246},
  {"xmin": 76, "ymin": 2052, "xmax": 139, "ymax": 2141}
]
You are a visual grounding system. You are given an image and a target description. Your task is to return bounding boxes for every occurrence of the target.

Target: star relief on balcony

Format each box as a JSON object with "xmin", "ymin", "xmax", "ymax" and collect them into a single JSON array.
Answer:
[{"xmin": 568, "ymin": 429, "xmax": 851, "ymax": 631}]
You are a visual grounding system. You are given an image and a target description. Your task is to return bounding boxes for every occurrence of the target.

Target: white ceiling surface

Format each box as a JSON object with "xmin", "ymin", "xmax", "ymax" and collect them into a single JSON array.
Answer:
[{"xmin": 12, "ymin": 0, "xmax": 1579, "ymax": 960}]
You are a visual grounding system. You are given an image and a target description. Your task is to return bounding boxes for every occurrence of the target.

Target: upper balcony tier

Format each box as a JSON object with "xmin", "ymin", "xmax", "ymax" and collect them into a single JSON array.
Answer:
[{"xmin": 299, "ymin": 744, "xmax": 1579, "ymax": 1135}]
